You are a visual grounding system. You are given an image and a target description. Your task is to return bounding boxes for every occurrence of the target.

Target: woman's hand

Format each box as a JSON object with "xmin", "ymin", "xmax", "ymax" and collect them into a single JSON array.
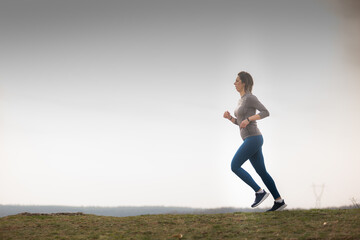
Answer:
[
  {"xmin": 223, "ymin": 111, "xmax": 231, "ymax": 120},
  {"xmin": 240, "ymin": 119, "xmax": 250, "ymax": 129}
]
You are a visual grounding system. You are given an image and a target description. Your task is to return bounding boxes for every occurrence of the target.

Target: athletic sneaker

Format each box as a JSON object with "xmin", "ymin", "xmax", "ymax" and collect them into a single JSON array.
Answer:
[
  {"xmin": 251, "ymin": 190, "xmax": 270, "ymax": 208},
  {"xmin": 266, "ymin": 200, "xmax": 287, "ymax": 211}
]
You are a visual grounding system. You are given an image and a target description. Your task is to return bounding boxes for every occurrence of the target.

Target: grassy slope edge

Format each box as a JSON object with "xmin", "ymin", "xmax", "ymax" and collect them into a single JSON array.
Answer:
[{"xmin": 1, "ymin": 209, "xmax": 360, "ymax": 240}]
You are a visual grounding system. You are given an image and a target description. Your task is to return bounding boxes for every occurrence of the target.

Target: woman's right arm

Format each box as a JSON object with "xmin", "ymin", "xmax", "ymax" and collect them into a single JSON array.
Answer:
[{"xmin": 223, "ymin": 111, "xmax": 238, "ymax": 125}]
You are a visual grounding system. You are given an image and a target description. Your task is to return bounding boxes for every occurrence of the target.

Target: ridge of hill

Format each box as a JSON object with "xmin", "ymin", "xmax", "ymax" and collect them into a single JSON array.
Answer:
[{"xmin": 1, "ymin": 209, "xmax": 360, "ymax": 239}]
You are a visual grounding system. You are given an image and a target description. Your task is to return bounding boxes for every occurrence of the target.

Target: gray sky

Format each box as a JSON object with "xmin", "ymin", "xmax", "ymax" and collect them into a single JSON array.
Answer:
[{"xmin": 1, "ymin": 0, "xmax": 359, "ymax": 209}]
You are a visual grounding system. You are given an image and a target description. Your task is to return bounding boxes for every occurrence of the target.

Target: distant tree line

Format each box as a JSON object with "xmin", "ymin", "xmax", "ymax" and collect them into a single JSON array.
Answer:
[
  {"xmin": 0, "ymin": 205, "xmax": 264, "ymax": 218},
  {"xmin": 0, "ymin": 204, "xmax": 356, "ymax": 218}
]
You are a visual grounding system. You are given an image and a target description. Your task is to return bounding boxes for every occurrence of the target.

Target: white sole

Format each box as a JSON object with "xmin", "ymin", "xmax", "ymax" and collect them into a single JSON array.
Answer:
[
  {"xmin": 252, "ymin": 192, "xmax": 270, "ymax": 208},
  {"xmin": 275, "ymin": 203, "xmax": 287, "ymax": 211}
]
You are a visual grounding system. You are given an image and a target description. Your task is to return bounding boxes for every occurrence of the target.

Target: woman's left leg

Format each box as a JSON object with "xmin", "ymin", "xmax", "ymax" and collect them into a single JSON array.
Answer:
[
  {"xmin": 249, "ymin": 146, "xmax": 281, "ymax": 200},
  {"xmin": 231, "ymin": 135, "xmax": 263, "ymax": 192}
]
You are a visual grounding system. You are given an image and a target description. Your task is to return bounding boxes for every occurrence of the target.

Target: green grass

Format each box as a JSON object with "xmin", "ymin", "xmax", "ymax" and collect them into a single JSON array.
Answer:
[{"xmin": 1, "ymin": 209, "xmax": 359, "ymax": 239}]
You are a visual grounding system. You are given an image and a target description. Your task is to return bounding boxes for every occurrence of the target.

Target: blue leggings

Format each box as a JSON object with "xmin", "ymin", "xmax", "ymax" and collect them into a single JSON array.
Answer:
[{"xmin": 231, "ymin": 135, "xmax": 280, "ymax": 199}]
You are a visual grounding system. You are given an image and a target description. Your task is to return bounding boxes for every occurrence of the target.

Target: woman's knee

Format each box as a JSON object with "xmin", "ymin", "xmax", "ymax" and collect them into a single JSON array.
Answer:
[
  {"xmin": 231, "ymin": 158, "xmax": 244, "ymax": 173},
  {"xmin": 231, "ymin": 162, "xmax": 237, "ymax": 173}
]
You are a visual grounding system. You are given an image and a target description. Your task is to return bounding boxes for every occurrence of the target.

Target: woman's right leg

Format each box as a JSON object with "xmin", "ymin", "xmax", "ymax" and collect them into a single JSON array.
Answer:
[
  {"xmin": 249, "ymin": 147, "xmax": 281, "ymax": 200},
  {"xmin": 231, "ymin": 136, "xmax": 263, "ymax": 192}
]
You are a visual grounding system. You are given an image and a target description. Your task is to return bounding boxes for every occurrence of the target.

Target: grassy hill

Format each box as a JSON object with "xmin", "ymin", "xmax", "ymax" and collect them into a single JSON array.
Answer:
[{"xmin": 1, "ymin": 209, "xmax": 359, "ymax": 239}]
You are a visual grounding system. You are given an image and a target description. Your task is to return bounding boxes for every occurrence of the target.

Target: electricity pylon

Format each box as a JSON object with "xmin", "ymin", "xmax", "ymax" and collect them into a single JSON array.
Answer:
[{"xmin": 312, "ymin": 184, "xmax": 325, "ymax": 208}]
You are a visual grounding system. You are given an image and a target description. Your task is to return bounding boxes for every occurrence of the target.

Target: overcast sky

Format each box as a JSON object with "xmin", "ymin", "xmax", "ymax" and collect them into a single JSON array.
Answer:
[{"xmin": 1, "ymin": 0, "xmax": 360, "ymax": 209}]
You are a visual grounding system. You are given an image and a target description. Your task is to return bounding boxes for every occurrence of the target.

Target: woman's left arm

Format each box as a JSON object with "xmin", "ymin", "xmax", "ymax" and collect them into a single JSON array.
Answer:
[
  {"xmin": 249, "ymin": 95, "xmax": 270, "ymax": 120},
  {"xmin": 248, "ymin": 114, "xmax": 261, "ymax": 122},
  {"xmin": 240, "ymin": 95, "xmax": 269, "ymax": 128}
]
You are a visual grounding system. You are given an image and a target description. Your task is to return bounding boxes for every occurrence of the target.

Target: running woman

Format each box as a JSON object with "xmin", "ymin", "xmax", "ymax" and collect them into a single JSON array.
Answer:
[{"xmin": 223, "ymin": 71, "xmax": 287, "ymax": 211}]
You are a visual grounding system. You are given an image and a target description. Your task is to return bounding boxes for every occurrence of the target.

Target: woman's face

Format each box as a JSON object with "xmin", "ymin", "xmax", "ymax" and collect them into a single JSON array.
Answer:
[{"xmin": 234, "ymin": 76, "xmax": 245, "ymax": 92}]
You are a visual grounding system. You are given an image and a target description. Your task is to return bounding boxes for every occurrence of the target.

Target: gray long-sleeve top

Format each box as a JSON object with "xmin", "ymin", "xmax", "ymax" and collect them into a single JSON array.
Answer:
[{"xmin": 234, "ymin": 91, "xmax": 270, "ymax": 140}]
